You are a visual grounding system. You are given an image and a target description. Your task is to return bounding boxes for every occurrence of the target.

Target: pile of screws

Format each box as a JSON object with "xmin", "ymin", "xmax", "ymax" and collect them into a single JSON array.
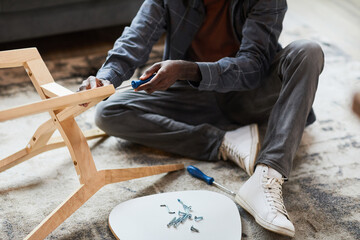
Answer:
[{"xmin": 160, "ymin": 199, "xmax": 203, "ymax": 233}]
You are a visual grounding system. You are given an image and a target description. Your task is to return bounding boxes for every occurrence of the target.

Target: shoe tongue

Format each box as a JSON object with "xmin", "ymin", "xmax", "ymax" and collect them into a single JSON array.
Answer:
[{"xmin": 267, "ymin": 167, "xmax": 282, "ymax": 180}]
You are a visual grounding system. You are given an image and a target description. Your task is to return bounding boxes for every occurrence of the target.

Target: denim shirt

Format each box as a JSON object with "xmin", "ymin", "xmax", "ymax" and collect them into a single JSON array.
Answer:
[{"xmin": 96, "ymin": 0, "xmax": 287, "ymax": 93}]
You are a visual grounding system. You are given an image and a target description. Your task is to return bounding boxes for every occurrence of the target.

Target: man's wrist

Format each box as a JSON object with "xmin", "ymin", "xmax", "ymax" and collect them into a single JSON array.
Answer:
[{"xmin": 178, "ymin": 60, "xmax": 202, "ymax": 82}]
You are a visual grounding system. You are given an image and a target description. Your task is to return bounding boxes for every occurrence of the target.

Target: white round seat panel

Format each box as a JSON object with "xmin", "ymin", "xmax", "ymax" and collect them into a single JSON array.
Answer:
[{"xmin": 109, "ymin": 190, "xmax": 241, "ymax": 240}]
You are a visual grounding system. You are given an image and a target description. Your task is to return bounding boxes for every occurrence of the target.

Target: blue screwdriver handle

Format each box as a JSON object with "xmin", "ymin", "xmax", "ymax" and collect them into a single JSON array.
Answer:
[
  {"xmin": 131, "ymin": 74, "xmax": 155, "ymax": 89},
  {"xmin": 187, "ymin": 165, "xmax": 214, "ymax": 185}
]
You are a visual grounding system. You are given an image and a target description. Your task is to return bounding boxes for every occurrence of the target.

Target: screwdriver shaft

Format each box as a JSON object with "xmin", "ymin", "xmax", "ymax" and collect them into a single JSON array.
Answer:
[{"xmin": 213, "ymin": 181, "xmax": 236, "ymax": 196}]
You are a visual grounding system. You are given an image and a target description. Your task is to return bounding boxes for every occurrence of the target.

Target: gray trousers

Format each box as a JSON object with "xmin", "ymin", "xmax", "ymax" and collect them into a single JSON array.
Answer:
[{"xmin": 95, "ymin": 40, "xmax": 324, "ymax": 178}]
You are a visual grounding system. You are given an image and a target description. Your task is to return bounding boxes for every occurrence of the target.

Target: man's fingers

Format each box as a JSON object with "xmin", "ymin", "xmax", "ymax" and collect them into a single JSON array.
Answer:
[
  {"xmin": 78, "ymin": 85, "xmax": 87, "ymax": 91},
  {"xmin": 78, "ymin": 76, "xmax": 96, "ymax": 107},
  {"xmin": 96, "ymin": 79, "xmax": 103, "ymax": 87},
  {"xmin": 157, "ymin": 83, "xmax": 169, "ymax": 91},
  {"xmin": 140, "ymin": 63, "xmax": 161, "ymax": 80},
  {"xmin": 136, "ymin": 73, "xmax": 162, "ymax": 91},
  {"xmin": 88, "ymin": 76, "xmax": 98, "ymax": 89},
  {"xmin": 78, "ymin": 78, "xmax": 90, "ymax": 92}
]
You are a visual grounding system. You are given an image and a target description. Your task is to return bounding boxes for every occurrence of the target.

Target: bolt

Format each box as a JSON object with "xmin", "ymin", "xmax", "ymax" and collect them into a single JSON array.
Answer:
[
  {"xmin": 173, "ymin": 217, "xmax": 182, "ymax": 228},
  {"xmin": 186, "ymin": 206, "xmax": 192, "ymax": 214},
  {"xmin": 180, "ymin": 214, "xmax": 188, "ymax": 223},
  {"xmin": 177, "ymin": 199, "xmax": 185, "ymax": 207},
  {"xmin": 190, "ymin": 225, "xmax": 199, "ymax": 233},
  {"xmin": 160, "ymin": 204, "xmax": 175, "ymax": 214},
  {"xmin": 177, "ymin": 199, "xmax": 192, "ymax": 213},
  {"xmin": 178, "ymin": 211, "xmax": 186, "ymax": 216},
  {"xmin": 167, "ymin": 217, "xmax": 177, "ymax": 227},
  {"xmin": 194, "ymin": 216, "xmax": 203, "ymax": 222}
]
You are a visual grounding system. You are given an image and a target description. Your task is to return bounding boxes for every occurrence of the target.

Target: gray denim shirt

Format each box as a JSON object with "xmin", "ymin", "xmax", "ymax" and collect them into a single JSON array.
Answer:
[{"xmin": 96, "ymin": 0, "xmax": 287, "ymax": 93}]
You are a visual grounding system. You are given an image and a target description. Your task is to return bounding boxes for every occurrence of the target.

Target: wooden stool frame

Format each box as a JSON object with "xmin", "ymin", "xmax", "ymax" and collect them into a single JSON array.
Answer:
[{"xmin": 0, "ymin": 48, "xmax": 184, "ymax": 239}]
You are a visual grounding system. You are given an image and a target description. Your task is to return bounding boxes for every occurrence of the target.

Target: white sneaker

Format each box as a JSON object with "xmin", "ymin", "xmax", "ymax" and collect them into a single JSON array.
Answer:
[
  {"xmin": 235, "ymin": 164, "xmax": 295, "ymax": 237},
  {"xmin": 218, "ymin": 124, "xmax": 260, "ymax": 176}
]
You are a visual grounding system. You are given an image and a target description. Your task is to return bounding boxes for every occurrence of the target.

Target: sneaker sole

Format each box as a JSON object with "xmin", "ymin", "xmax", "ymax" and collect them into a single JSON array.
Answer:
[
  {"xmin": 235, "ymin": 194, "xmax": 295, "ymax": 237},
  {"xmin": 248, "ymin": 124, "xmax": 260, "ymax": 176}
]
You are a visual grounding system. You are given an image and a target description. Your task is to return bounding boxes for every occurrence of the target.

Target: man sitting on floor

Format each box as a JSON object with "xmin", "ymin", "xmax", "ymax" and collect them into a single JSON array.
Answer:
[{"xmin": 79, "ymin": 0, "xmax": 324, "ymax": 237}]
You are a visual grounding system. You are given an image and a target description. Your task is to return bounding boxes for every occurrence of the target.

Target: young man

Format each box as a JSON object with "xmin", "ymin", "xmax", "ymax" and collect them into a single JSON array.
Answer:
[{"xmin": 79, "ymin": 0, "xmax": 324, "ymax": 237}]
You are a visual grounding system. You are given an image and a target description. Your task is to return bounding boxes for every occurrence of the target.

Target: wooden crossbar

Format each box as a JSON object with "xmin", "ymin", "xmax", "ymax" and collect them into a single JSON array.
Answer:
[
  {"xmin": 0, "ymin": 48, "xmax": 40, "ymax": 68},
  {"xmin": 0, "ymin": 85, "xmax": 114, "ymax": 122}
]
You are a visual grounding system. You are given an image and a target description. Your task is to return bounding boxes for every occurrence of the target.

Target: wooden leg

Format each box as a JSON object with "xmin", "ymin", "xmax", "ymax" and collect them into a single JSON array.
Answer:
[
  {"xmin": 27, "ymin": 119, "xmax": 56, "ymax": 151},
  {"xmin": 102, "ymin": 164, "xmax": 185, "ymax": 184},
  {"xmin": 83, "ymin": 128, "xmax": 107, "ymax": 140},
  {"xmin": 0, "ymin": 148, "xmax": 29, "ymax": 172},
  {"xmin": 56, "ymin": 97, "xmax": 104, "ymax": 121},
  {"xmin": 0, "ymin": 146, "xmax": 58, "ymax": 173},
  {"xmin": 48, "ymin": 128, "xmax": 107, "ymax": 146},
  {"xmin": 24, "ymin": 164, "xmax": 184, "ymax": 239},
  {"xmin": 0, "ymin": 48, "xmax": 119, "ymax": 240},
  {"xmin": 24, "ymin": 175, "xmax": 105, "ymax": 240},
  {"xmin": 0, "ymin": 120, "xmax": 55, "ymax": 172},
  {"xmin": 0, "ymin": 128, "xmax": 106, "ymax": 173}
]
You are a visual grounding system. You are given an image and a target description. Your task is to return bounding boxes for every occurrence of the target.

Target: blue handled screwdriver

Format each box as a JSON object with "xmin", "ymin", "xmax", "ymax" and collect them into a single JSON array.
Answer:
[
  {"xmin": 131, "ymin": 74, "xmax": 156, "ymax": 89},
  {"xmin": 187, "ymin": 165, "xmax": 236, "ymax": 196}
]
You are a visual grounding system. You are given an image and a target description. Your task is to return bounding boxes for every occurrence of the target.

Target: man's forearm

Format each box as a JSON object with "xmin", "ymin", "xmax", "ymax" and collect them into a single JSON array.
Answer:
[{"xmin": 178, "ymin": 60, "xmax": 202, "ymax": 82}]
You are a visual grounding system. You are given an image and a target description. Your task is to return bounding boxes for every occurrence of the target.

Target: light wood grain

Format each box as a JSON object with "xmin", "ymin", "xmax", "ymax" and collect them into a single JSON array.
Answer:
[
  {"xmin": 56, "ymin": 97, "xmax": 105, "ymax": 122},
  {"xmin": 27, "ymin": 119, "xmax": 56, "ymax": 151},
  {"xmin": 55, "ymin": 117, "xmax": 98, "ymax": 183},
  {"xmin": 0, "ymin": 85, "xmax": 114, "ymax": 122},
  {"xmin": 41, "ymin": 82, "xmax": 73, "ymax": 98},
  {"xmin": 103, "ymin": 164, "xmax": 185, "ymax": 184},
  {"xmin": 0, "ymin": 48, "xmax": 40, "ymax": 68},
  {"xmin": 0, "ymin": 128, "xmax": 107, "ymax": 173},
  {"xmin": 25, "ymin": 181, "xmax": 104, "ymax": 240}
]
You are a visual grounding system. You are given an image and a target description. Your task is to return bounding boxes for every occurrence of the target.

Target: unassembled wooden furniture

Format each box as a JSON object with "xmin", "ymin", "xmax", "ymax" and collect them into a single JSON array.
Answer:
[{"xmin": 0, "ymin": 48, "xmax": 184, "ymax": 239}]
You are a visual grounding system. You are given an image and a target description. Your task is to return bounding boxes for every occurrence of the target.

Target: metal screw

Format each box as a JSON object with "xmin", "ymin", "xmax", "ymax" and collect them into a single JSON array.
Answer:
[
  {"xmin": 178, "ymin": 211, "xmax": 186, "ymax": 216},
  {"xmin": 177, "ymin": 199, "xmax": 192, "ymax": 213},
  {"xmin": 173, "ymin": 217, "xmax": 183, "ymax": 228},
  {"xmin": 177, "ymin": 199, "xmax": 186, "ymax": 207},
  {"xmin": 167, "ymin": 217, "xmax": 177, "ymax": 227},
  {"xmin": 160, "ymin": 204, "xmax": 175, "ymax": 214},
  {"xmin": 190, "ymin": 225, "xmax": 199, "ymax": 233},
  {"xmin": 180, "ymin": 214, "xmax": 189, "ymax": 223},
  {"xmin": 163, "ymin": 200, "xmax": 202, "ymax": 230}
]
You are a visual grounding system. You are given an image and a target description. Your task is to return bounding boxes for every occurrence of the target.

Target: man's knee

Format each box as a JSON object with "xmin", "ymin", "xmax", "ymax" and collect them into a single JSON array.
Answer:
[
  {"xmin": 288, "ymin": 39, "xmax": 325, "ymax": 72},
  {"xmin": 94, "ymin": 99, "xmax": 129, "ymax": 135},
  {"xmin": 95, "ymin": 100, "xmax": 113, "ymax": 133}
]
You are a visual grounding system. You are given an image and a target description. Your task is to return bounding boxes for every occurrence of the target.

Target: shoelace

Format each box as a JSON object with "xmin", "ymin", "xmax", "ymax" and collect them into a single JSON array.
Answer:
[
  {"xmin": 219, "ymin": 142, "xmax": 247, "ymax": 170},
  {"xmin": 262, "ymin": 176, "xmax": 290, "ymax": 219}
]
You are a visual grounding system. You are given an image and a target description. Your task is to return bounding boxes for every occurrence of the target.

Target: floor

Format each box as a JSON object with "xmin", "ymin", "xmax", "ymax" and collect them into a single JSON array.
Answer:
[
  {"xmin": 0, "ymin": 1, "xmax": 360, "ymax": 239},
  {"xmin": 283, "ymin": 0, "xmax": 360, "ymax": 60}
]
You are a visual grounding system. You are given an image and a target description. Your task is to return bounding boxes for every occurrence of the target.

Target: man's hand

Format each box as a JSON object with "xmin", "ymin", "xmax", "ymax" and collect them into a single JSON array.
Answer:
[
  {"xmin": 78, "ymin": 76, "xmax": 111, "ymax": 107},
  {"xmin": 136, "ymin": 60, "xmax": 201, "ymax": 94},
  {"xmin": 78, "ymin": 76, "xmax": 111, "ymax": 91}
]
